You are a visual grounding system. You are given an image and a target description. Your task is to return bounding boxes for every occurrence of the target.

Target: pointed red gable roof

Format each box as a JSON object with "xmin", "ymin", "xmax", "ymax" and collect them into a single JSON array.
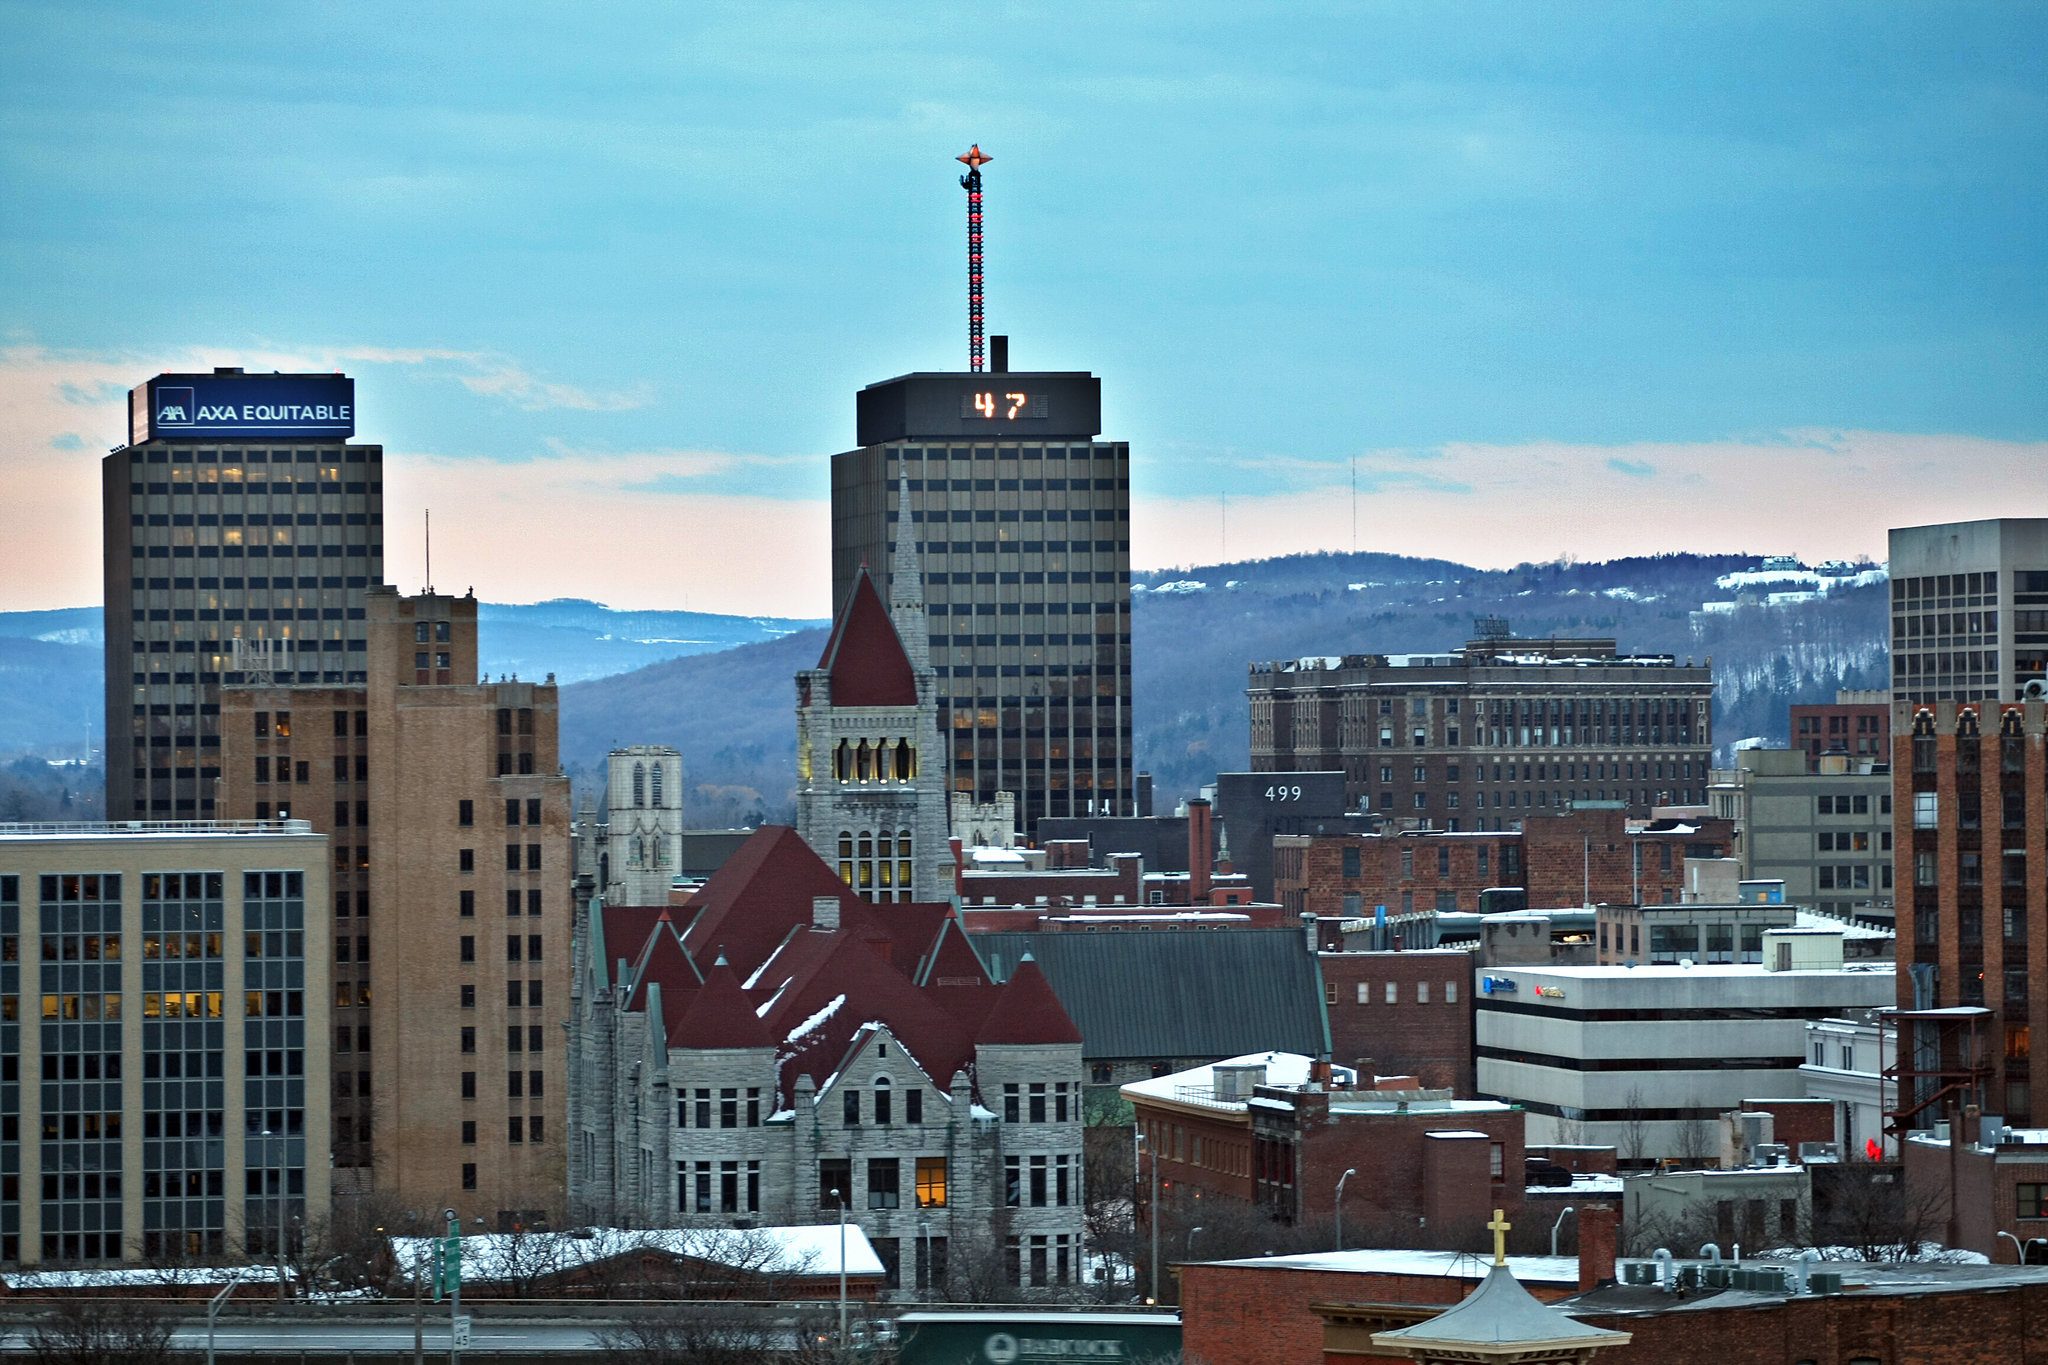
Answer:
[
  {"xmin": 625, "ymin": 911, "xmax": 701, "ymax": 1012},
  {"xmin": 668, "ymin": 957, "xmax": 775, "ymax": 1051},
  {"xmin": 976, "ymin": 955, "xmax": 1083, "ymax": 1045},
  {"xmin": 815, "ymin": 565, "xmax": 917, "ymax": 707}
]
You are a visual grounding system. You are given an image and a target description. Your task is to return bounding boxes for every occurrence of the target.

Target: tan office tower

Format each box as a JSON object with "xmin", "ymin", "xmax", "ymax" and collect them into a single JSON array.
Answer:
[
  {"xmin": 104, "ymin": 370, "xmax": 384, "ymax": 821},
  {"xmin": 218, "ymin": 588, "xmax": 570, "ymax": 1227},
  {"xmin": 1889, "ymin": 518, "xmax": 2048, "ymax": 704},
  {"xmin": 830, "ymin": 359, "xmax": 1133, "ymax": 838},
  {"xmin": 0, "ymin": 821, "xmax": 330, "ymax": 1265}
]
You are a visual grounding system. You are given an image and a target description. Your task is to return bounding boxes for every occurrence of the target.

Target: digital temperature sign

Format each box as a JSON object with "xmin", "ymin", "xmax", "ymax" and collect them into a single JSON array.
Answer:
[{"xmin": 855, "ymin": 372, "xmax": 1101, "ymax": 445}]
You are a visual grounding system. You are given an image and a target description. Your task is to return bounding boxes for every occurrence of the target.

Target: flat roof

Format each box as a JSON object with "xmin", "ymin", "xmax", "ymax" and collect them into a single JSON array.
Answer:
[
  {"xmin": 0, "ymin": 819, "xmax": 318, "ymax": 841},
  {"xmin": 1198, "ymin": 1248, "xmax": 1582, "ymax": 1284}
]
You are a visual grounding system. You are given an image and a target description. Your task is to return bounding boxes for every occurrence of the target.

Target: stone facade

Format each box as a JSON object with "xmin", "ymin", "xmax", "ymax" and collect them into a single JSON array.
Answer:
[
  {"xmin": 796, "ymin": 475, "xmax": 952, "ymax": 904},
  {"xmin": 600, "ymin": 745, "xmax": 684, "ymax": 906},
  {"xmin": 569, "ymin": 828, "xmax": 1086, "ymax": 1296}
]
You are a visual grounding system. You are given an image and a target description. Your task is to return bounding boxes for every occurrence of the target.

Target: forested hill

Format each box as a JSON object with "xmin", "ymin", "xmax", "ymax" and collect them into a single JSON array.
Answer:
[{"xmin": 560, "ymin": 550, "xmax": 1888, "ymax": 825}]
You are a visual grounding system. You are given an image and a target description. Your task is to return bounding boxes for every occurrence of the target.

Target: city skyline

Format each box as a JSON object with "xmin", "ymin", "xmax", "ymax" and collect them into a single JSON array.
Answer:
[{"xmin": 4, "ymin": 4, "xmax": 2046, "ymax": 618}]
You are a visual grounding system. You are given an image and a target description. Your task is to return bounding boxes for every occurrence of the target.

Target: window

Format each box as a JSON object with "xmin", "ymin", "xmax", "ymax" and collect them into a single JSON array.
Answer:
[
  {"xmin": 460, "ymin": 1121, "xmax": 476, "ymax": 1146},
  {"xmin": 843, "ymin": 1090, "xmax": 860, "ymax": 1126},
  {"xmin": 459, "ymin": 890, "xmax": 474, "ymax": 918},
  {"xmin": 459, "ymin": 935, "xmax": 474, "ymax": 963},
  {"xmin": 459, "ymin": 848, "xmax": 474, "ymax": 872},
  {"xmin": 867, "ymin": 1158, "xmax": 901, "ymax": 1209},
  {"xmin": 462, "ymin": 1164, "xmax": 477, "ymax": 1191},
  {"xmin": 1417, "ymin": 982, "xmax": 1430, "ymax": 1004},
  {"xmin": 2021, "ymin": 1183, "xmax": 2047, "ymax": 1219},
  {"xmin": 905, "ymin": 1089, "xmax": 922, "ymax": 1125},
  {"xmin": 1914, "ymin": 792, "xmax": 1939, "ymax": 829},
  {"xmin": 461, "ymin": 1071, "xmax": 475, "ymax": 1099},
  {"xmin": 458, "ymin": 800, "xmax": 473, "ymax": 827},
  {"xmin": 1029, "ymin": 1083, "xmax": 1047, "ymax": 1123},
  {"xmin": 818, "ymin": 1159, "xmax": 851, "ymax": 1209},
  {"xmin": 1003, "ymin": 1084, "xmax": 1020, "ymax": 1124},
  {"xmin": 916, "ymin": 1157, "xmax": 948, "ymax": 1208},
  {"xmin": 873, "ymin": 1079, "xmax": 893, "ymax": 1125},
  {"xmin": 459, "ymin": 1027, "xmax": 475, "ymax": 1054}
]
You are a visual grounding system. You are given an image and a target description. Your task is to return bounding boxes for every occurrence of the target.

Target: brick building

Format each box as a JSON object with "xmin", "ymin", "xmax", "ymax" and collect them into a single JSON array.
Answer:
[
  {"xmin": 1318, "ymin": 950, "xmax": 1475, "ymax": 1093},
  {"xmin": 1791, "ymin": 689, "xmax": 1891, "ymax": 767},
  {"xmin": 568, "ymin": 827, "xmax": 1087, "ymax": 1296},
  {"xmin": 1247, "ymin": 628, "xmax": 1713, "ymax": 830},
  {"xmin": 1893, "ymin": 700, "xmax": 2045, "ymax": 1126},
  {"xmin": 1181, "ymin": 1235, "xmax": 2048, "ymax": 1365},
  {"xmin": 1123, "ymin": 1054, "xmax": 1523, "ymax": 1242},
  {"xmin": 218, "ymin": 587, "xmax": 570, "ymax": 1226},
  {"xmin": 1904, "ymin": 1112, "xmax": 2048, "ymax": 1263},
  {"xmin": 1275, "ymin": 806, "xmax": 1733, "ymax": 920}
]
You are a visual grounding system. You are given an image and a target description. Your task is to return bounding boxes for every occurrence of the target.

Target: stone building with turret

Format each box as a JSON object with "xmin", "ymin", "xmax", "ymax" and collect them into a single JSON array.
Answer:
[
  {"xmin": 567, "ymin": 825, "xmax": 1086, "ymax": 1295},
  {"xmin": 795, "ymin": 474, "xmax": 952, "ymax": 903}
]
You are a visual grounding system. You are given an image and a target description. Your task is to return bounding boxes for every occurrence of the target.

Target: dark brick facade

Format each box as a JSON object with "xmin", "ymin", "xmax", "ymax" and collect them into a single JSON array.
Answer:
[
  {"xmin": 1319, "ymin": 951, "xmax": 1475, "ymax": 1093},
  {"xmin": 1276, "ymin": 807, "xmax": 1734, "ymax": 919}
]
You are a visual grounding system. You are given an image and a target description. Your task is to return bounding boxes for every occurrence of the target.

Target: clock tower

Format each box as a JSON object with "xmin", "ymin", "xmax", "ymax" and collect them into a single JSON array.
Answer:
[{"xmin": 828, "ymin": 354, "xmax": 1133, "ymax": 838}]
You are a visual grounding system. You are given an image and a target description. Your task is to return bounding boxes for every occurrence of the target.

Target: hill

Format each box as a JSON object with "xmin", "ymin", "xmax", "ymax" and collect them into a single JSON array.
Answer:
[{"xmin": 557, "ymin": 550, "xmax": 1890, "ymax": 822}]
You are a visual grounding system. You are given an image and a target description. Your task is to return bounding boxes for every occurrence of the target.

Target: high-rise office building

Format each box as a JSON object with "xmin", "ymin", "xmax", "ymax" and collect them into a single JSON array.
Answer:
[
  {"xmin": 217, "ymin": 588, "xmax": 570, "ymax": 1227},
  {"xmin": 103, "ymin": 369, "xmax": 384, "ymax": 821},
  {"xmin": 0, "ymin": 820, "xmax": 331, "ymax": 1265},
  {"xmin": 829, "ymin": 358, "xmax": 1133, "ymax": 837},
  {"xmin": 1249, "ymin": 628, "xmax": 1714, "ymax": 829},
  {"xmin": 1890, "ymin": 518, "xmax": 2048, "ymax": 704}
]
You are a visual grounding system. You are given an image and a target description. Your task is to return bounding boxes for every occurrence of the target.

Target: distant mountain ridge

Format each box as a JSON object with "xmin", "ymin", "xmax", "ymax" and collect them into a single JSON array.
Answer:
[
  {"xmin": 557, "ymin": 549, "xmax": 1890, "ymax": 825},
  {"xmin": 1, "ymin": 552, "xmax": 1889, "ymax": 822},
  {"xmin": 0, "ymin": 600, "xmax": 825, "ymax": 755}
]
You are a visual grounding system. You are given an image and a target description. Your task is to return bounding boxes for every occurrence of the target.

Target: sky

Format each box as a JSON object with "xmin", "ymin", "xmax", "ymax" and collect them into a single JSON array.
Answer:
[{"xmin": 2, "ymin": 3, "xmax": 2044, "ymax": 618}]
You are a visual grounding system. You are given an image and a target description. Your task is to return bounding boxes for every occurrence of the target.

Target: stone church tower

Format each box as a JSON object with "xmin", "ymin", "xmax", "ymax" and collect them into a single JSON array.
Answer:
[
  {"xmin": 603, "ymin": 744, "xmax": 683, "ymax": 905},
  {"xmin": 796, "ymin": 475, "xmax": 952, "ymax": 902}
]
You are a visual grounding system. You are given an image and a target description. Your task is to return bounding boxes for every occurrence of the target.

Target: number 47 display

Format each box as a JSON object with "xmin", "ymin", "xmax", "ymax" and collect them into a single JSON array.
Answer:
[{"xmin": 973, "ymin": 392, "xmax": 1028, "ymax": 419}]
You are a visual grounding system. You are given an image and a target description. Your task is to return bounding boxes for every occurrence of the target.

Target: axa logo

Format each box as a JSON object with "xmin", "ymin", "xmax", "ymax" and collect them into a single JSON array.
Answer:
[{"xmin": 154, "ymin": 387, "xmax": 195, "ymax": 427}]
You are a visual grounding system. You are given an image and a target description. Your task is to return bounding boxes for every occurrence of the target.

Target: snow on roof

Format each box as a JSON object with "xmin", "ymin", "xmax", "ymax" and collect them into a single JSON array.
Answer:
[
  {"xmin": 784, "ymin": 993, "xmax": 845, "ymax": 1044},
  {"xmin": 1, "ymin": 1266, "xmax": 292, "ymax": 1290},
  {"xmin": 1795, "ymin": 910, "xmax": 1894, "ymax": 940},
  {"xmin": 390, "ymin": 1225, "xmax": 884, "ymax": 1283},
  {"xmin": 1200, "ymin": 1248, "xmax": 1582, "ymax": 1283},
  {"xmin": 1122, "ymin": 1052, "xmax": 1358, "ymax": 1108}
]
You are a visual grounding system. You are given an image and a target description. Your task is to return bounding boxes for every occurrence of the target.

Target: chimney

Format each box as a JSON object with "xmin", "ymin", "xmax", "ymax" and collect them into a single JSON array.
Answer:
[
  {"xmin": 1188, "ymin": 798, "xmax": 1213, "ymax": 903},
  {"xmin": 1578, "ymin": 1204, "xmax": 1618, "ymax": 1290},
  {"xmin": 1309, "ymin": 1057, "xmax": 1333, "ymax": 1091},
  {"xmin": 812, "ymin": 895, "xmax": 840, "ymax": 932},
  {"xmin": 990, "ymin": 335, "xmax": 1009, "ymax": 373}
]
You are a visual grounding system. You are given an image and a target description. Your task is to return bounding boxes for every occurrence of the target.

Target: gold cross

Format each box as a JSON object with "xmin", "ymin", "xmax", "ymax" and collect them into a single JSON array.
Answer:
[{"xmin": 1487, "ymin": 1208, "xmax": 1511, "ymax": 1266}]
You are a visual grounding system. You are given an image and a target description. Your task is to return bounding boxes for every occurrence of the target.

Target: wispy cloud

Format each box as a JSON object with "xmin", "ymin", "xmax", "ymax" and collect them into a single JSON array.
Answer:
[{"xmin": 1607, "ymin": 457, "xmax": 1655, "ymax": 478}]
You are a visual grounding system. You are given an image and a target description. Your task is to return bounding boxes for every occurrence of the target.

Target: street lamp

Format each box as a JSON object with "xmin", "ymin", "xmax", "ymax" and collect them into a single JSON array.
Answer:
[
  {"xmin": 259, "ymin": 1128, "xmax": 286, "ymax": 1301},
  {"xmin": 1187, "ymin": 1226, "xmax": 1205, "ymax": 1258},
  {"xmin": 1334, "ymin": 1169, "xmax": 1358, "ymax": 1251},
  {"xmin": 1997, "ymin": 1231, "xmax": 2048, "ymax": 1265},
  {"xmin": 831, "ymin": 1187, "xmax": 848, "ymax": 1350},
  {"xmin": 1136, "ymin": 1131, "xmax": 1160, "ymax": 1304},
  {"xmin": 204, "ymin": 1269, "xmax": 245, "ymax": 1365},
  {"xmin": 1551, "ymin": 1207, "xmax": 1577, "ymax": 1258}
]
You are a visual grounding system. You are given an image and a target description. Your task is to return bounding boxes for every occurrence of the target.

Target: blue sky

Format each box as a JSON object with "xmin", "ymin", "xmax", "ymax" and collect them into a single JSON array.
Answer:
[{"xmin": 3, "ymin": 3, "xmax": 2043, "ymax": 614}]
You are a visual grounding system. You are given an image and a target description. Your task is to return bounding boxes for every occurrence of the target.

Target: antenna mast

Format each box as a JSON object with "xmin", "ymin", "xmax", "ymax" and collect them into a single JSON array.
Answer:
[
  {"xmin": 424, "ymin": 509, "xmax": 433, "ymax": 593},
  {"xmin": 957, "ymin": 144, "xmax": 992, "ymax": 371}
]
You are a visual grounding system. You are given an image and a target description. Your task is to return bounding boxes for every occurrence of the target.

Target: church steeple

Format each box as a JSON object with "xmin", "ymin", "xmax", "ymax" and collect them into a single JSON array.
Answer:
[{"xmin": 889, "ymin": 468, "xmax": 931, "ymax": 674}]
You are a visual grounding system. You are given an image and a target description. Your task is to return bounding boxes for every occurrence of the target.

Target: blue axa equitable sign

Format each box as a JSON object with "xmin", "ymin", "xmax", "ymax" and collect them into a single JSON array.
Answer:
[{"xmin": 132, "ymin": 372, "xmax": 356, "ymax": 442}]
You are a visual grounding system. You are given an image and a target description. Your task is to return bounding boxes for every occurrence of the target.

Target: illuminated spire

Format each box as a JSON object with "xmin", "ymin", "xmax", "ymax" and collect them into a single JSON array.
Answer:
[{"xmin": 957, "ymin": 144, "xmax": 991, "ymax": 371}]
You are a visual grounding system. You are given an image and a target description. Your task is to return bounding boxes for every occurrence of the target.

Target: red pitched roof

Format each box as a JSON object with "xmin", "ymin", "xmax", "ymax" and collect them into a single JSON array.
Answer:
[
  {"xmin": 667, "ymin": 957, "xmax": 775, "ymax": 1051},
  {"xmin": 976, "ymin": 955, "xmax": 1083, "ymax": 1045},
  {"xmin": 625, "ymin": 911, "xmax": 701, "ymax": 1012},
  {"xmin": 815, "ymin": 566, "xmax": 917, "ymax": 707},
  {"xmin": 683, "ymin": 827, "xmax": 864, "ymax": 975}
]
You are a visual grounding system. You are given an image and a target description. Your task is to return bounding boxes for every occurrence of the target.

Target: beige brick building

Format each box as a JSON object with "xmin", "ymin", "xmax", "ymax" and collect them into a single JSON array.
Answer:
[
  {"xmin": 219, "ymin": 587, "xmax": 570, "ymax": 1227},
  {"xmin": 0, "ymin": 821, "xmax": 330, "ymax": 1265}
]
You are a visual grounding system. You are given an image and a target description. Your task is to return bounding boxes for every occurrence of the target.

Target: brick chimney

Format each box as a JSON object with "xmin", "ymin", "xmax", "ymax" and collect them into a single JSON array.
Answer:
[
  {"xmin": 1187, "ymin": 799, "xmax": 1213, "ymax": 903},
  {"xmin": 1578, "ymin": 1204, "xmax": 1618, "ymax": 1291}
]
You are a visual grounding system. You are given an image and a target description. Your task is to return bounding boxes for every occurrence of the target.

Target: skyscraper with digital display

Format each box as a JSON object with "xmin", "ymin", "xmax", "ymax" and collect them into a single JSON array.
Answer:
[
  {"xmin": 829, "ymin": 357, "xmax": 1134, "ymax": 837},
  {"xmin": 103, "ymin": 368, "xmax": 384, "ymax": 820}
]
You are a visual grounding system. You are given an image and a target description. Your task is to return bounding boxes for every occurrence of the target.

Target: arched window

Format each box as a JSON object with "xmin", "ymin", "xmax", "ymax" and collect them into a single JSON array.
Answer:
[
  {"xmin": 2002, "ymin": 707, "xmax": 2025, "ymax": 738},
  {"xmin": 873, "ymin": 1076, "xmax": 893, "ymax": 1126},
  {"xmin": 632, "ymin": 762, "xmax": 646, "ymax": 808},
  {"xmin": 1958, "ymin": 707, "xmax": 1981, "ymax": 738},
  {"xmin": 650, "ymin": 763, "xmax": 663, "ymax": 808},
  {"xmin": 1912, "ymin": 707, "xmax": 1936, "ymax": 738},
  {"xmin": 856, "ymin": 740, "xmax": 872, "ymax": 783},
  {"xmin": 834, "ymin": 740, "xmax": 850, "ymax": 782},
  {"xmin": 896, "ymin": 739, "xmax": 914, "ymax": 781}
]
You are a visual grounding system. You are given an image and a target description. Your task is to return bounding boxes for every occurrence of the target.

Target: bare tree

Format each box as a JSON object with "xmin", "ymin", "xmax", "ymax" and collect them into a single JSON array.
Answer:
[
  {"xmin": 1802, "ymin": 1165, "xmax": 1956, "ymax": 1263},
  {"xmin": 1673, "ymin": 1103, "xmax": 1719, "ymax": 1170},
  {"xmin": 25, "ymin": 1300, "xmax": 174, "ymax": 1365},
  {"xmin": 1617, "ymin": 1086, "xmax": 1652, "ymax": 1168}
]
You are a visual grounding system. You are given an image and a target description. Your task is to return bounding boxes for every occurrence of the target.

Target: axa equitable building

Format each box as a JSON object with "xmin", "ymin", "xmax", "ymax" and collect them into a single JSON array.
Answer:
[{"xmin": 103, "ymin": 370, "xmax": 385, "ymax": 821}]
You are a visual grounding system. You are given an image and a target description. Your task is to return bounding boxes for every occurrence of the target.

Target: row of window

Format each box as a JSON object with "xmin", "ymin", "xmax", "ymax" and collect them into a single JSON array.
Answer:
[
  {"xmin": 817, "ymin": 1156, "xmax": 952, "ymax": 1209},
  {"xmin": 462, "ymin": 1116, "xmax": 546, "ymax": 1145},
  {"xmin": 455, "ymin": 934, "xmax": 545, "ymax": 963},
  {"xmin": 1329, "ymin": 980, "xmax": 1461, "ymax": 1006},
  {"xmin": 457, "ymin": 1026, "xmax": 547, "ymax": 1054}
]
